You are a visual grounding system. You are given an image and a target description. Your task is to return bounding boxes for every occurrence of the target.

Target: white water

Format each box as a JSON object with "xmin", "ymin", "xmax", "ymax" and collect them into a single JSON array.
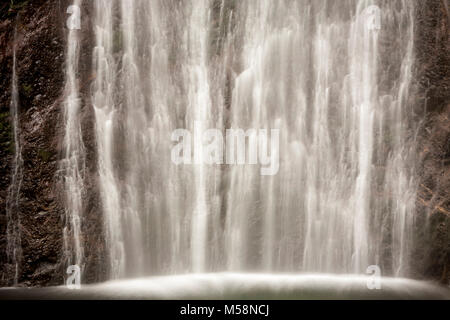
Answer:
[
  {"xmin": 92, "ymin": 0, "xmax": 125, "ymax": 280},
  {"xmin": 61, "ymin": 0, "xmax": 85, "ymax": 274},
  {"xmin": 5, "ymin": 27, "xmax": 23, "ymax": 285},
  {"xmin": 61, "ymin": 0, "xmax": 419, "ymax": 280},
  {"xmin": 1, "ymin": 274, "xmax": 449, "ymax": 300},
  {"xmin": 225, "ymin": 0, "xmax": 416, "ymax": 275}
]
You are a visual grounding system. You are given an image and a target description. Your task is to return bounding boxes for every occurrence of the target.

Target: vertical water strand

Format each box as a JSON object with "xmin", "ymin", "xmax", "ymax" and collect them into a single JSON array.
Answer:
[
  {"xmin": 120, "ymin": 0, "xmax": 146, "ymax": 277},
  {"xmin": 348, "ymin": 0, "xmax": 379, "ymax": 273},
  {"xmin": 92, "ymin": 0, "xmax": 125, "ymax": 279},
  {"xmin": 276, "ymin": 1, "xmax": 311, "ymax": 271},
  {"xmin": 61, "ymin": 0, "xmax": 85, "ymax": 273},
  {"xmin": 6, "ymin": 25, "xmax": 23, "ymax": 285},
  {"xmin": 185, "ymin": 0, "xmax": 213, "ymax": 273},
  {"xmin": 383, "ymin": 0, "xmax": 416, "ymax": 277},
  {"xmin": 224, "ymin": 0, "xmax": 268, "ymax": 271},
  {"xmin": 208, "ymin": 0, "xmax": 235, "ymax": 270},
  {"xmin": 256, "ymin": 2, "xmax": 279, "ymax": 272},
  {"xmin": 142, "ymin": 0, "xmax": 169, "ymax": 274},
  {"xmin": 303, "ymin": 2, "xmax": 335, "ymax": 271},
  {"xmin": 144, "ymin": 0, "xmax": 186, "ymax": 273}
]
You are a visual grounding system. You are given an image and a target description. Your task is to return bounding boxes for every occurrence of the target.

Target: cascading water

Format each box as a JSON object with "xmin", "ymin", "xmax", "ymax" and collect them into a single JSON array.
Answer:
[
  {"xmin": 61, "ymin": 0, "xmax": 85, "ymax": 274},
  {"xmin": 226, "ymin": 0, "xmax": 416, "ymax": 276},
  {"xmin": 65, "ymin": 0, "xmax": 418, "ymax": 280},
  {"xmin": 5, "ymin": 26, "xmax": 23, "ymax": 285},
  {"xmin": 92, "ymin": 0, "xmax": 125, "ymax": 280},
  {"xmin": 224, "ymin": 0, "xmax": 417, "ymax": 275}
]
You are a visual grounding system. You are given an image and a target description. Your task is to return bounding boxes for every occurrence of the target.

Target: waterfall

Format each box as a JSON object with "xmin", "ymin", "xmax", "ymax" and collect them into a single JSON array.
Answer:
[
  {"xmin": 82, "ymin": 0, "xmax": 417, "ymax": 279},
  {"xmin": 225, "ymin": 0, "xmax": 416, "ymax": 275},
  {"xmin": 61, "ymin": 0, "xmax": 85, "ymax": 274},
  {"xmin": 5, "ymin": 26, "xmax": 23, "ymax": 285}
]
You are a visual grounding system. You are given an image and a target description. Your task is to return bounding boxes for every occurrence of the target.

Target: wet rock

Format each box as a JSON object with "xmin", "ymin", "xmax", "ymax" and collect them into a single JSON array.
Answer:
[{"xmin": 412, "ymin": 0, "xmax": 450, "ymax": 285}]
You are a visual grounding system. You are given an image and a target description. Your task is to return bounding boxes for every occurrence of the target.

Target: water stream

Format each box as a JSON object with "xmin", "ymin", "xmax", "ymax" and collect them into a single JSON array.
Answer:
[
  {"xmin": 5, "ymin": 26, "xmax": 23, "ymax": 286},
  {"xmin": 61, "ymin": 0, "xmax": 85, "ymax": 275}
]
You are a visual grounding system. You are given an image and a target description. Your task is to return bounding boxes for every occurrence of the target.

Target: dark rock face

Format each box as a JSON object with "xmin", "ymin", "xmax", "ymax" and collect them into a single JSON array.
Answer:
[
  {"xmin": 0, "ymin": 0, "xmax": 106, "ymax": 286},
  {"xmin": 0, "ymin": 0, "xmax": 68, "ymax": 287},
  {"xmin": 0, "ymin": 0, "xmax": 448, "ymax": 286},
  {"xmin": 413, "ymin": 0, "xmax": 450, "ymax": 285}
]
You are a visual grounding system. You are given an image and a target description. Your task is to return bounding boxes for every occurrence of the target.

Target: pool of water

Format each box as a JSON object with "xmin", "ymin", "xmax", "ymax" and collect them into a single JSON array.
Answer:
[{"xmin": 1, "ymin": 273, "xmax": 449, "ymax": 300}]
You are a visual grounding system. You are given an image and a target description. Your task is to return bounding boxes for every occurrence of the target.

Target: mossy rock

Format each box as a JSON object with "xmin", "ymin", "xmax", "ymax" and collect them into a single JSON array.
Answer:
[
  {"xmin": 22, "ymin": 83, "xmax": 33, "ymax": 97},
  {"xmin": 9, "ymin": 0, "xmax": 28, "ymax": 12},
  {"xmin": 1, "ymin": 0, "xmax": 29, "ymax": 19},
  {"xmin": 38, "ymin": 149, "xmax": 53, "ymax": 162}
]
